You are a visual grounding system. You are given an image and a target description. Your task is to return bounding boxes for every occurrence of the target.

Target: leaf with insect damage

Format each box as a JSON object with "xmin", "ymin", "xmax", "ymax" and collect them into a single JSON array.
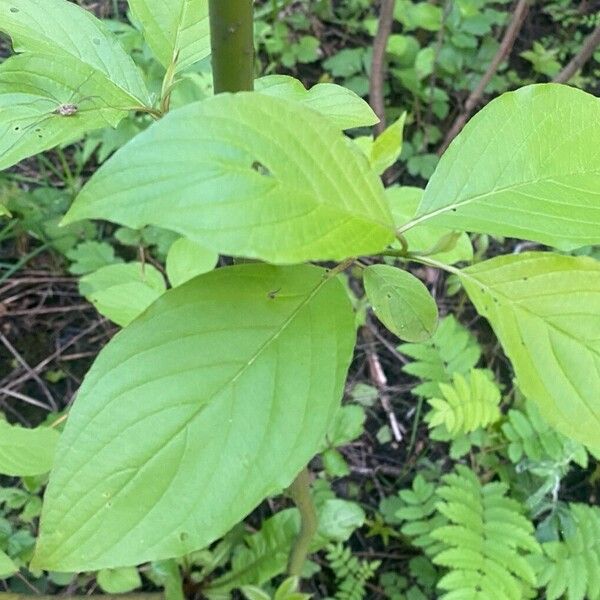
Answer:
[
  {"xmin": 128, "ymin": 0, "xmax": 211, "ymax": 73},
  {"xmin": 64, "ymin": 93, "xmax": 394, "ymax": 264},
  {"xmin": 33, "ymin": 264, "xmax": 356, "ymax": 571}
]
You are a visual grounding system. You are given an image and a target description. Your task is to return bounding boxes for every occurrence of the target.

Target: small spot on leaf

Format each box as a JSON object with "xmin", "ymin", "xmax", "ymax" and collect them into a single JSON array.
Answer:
[
  {"xmin": 251, "ymin": 160, "xmax": 272, "ymax": 176},
  {"xmin": 9, "ymin": 6, "xmax": 19, "ymax": 12}
]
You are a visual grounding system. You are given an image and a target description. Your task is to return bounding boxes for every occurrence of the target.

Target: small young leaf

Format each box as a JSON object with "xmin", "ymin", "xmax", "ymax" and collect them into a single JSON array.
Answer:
[
  {"xmin": 79, "ymin": 262, "xmax": 166, "ymax": 326},
  {"xmin": 241, "ymin": 586, "xmax": 271, "ymax": 600},
  {"xmin": 387, "ymin": 187, "xmax": 472, "ymax": 265},
  {"xmin": 364, "ymin": 265, "xmax": 438, "ymax": 342},
  {"xmin": 64, "ymin": 93, "xmax": 394, "ymax": 264},
  {"xmin": 166, "ymin": 237, "xmax": 218, "ymax": 287},
  {"xmin": 317, "ymin": 499, "xmax": 365, "ymax": 542},
  {"xmin": 370, "ymin": 113, "xmax": 406, "ymax": 175},
  {"xmin": 128, "ymin": 0, "xmax": 210, "ymax": 73},
  {"xmin": 460, "ymin": 252, "xmax": 600, "ymax": 452},
  {"xmin": 67, "ymin": 241, "xmax": 121, "ymax": 275},
  {"xmin": 255, "ymin": 75, "xmax": 378, "ymax": 130},
  {"xmin": 97, "ymin": 567, "xmax": 142, "ymax": 594},
  {"xmin": 407, "ymin": 85, "xmax": 600, "ymax": 250},
  {"xmin": 0, "ymin": 549, "xmax": 17, "ymax": 579},
  {"xmin": 33, "ymin": 264, "xmax": 355, "ymax": 571},
  {"xmin": 0, "ymin": 420, "xmax": 59, "ymax": 476}
]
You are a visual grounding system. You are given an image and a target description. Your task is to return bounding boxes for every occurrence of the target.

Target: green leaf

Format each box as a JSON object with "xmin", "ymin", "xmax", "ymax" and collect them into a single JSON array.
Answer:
[
  {"xmin": 317, "ymin": 499, "xmax": 365, "ymax": 542},
  {"xmin": 0, "ymin": 549, "xmax": 17, "ymax": 579},
  {"xmin": 64, "ymin": 93, "xmax": 394, "ymax": 264},
  {"xmin": 386, "ymin": 187, "xmax": 472, "ymax": 265},
  {"xmin": 325, "ymin": 404, "xmax": 366, "ymax": 447},
  {"xmin": 255, "ymin": 75, "xmax": 379, "ymax": 130},
  {"xmin": 79, "ymin": 262, "xmax": 166, "ymax": 327},
  {"xmin": 432, "ymin": 465, "xmax": 540, "ymax": 599},
  {"xmin": 535, "ymin": 504, "xmax": 600, "ymax": 600},
  {"xmin": 364, "ymin": 265, "xmax": 438, "ymax": 342},
  {"xmin": 399, "ymin": 315, "xmax": 481, "ymax": 398},
  {"xmin": 395, "ymin": 1, "xmax": 443, "ymax": 31},
  {"xmin": 321, "ymin": 448, "xmax": 349, "ymax": 478},
  {"xmin": 33, "ymin": 264, "xmax": 355, "ymax": 570},
  {"xmin": 97, "ymin": 567, "xmax": 142, "ymax": 594},
  {"xmin": 211, "ymin": 509, "xmax": 300, "ymax": 592},
  {"xmin": 405, "ymin": 85, "xmax": 600, "ymax": 250},
  {"xmin": 166, "ymin": 237, "xmax": 218, "ymax": 287},
  {"xmin": 241, "ymin": 586, "xmax": 271, "ymax": 600},
  {"xmin": 0, "ymin": 54, "xmax": 133, "ymax": 170},
  {"xmin": 370, "ymin": 113, "xmax": 406, "ymax": 175},
  {"xmin": 67, "ymin": 241, "xmax": 122, "ymax": 275},
  {"xmin": 459, "ymin": 252, "xmax": 600, "ymax": 451},
  {"xmin": 0, "ymin": 420, "xmax": 59, "ymax": 476},
  {"xmin": 127, "ymin": 0, "xmax": 210, "ymax": 73},
  {"xmin": 0, "ymin": 0, "xmax": 150, "ymax": 169},
  {"xmin": 425, "ymin": 369, "xmax": 501, "ymax": 436},
  {"xmin": 0, "ymin": 204, "xmax": 10, "ymax": 217},
  {"xmin": 0, "ymin": 0, "xmax": 149, "ymax": 106}
]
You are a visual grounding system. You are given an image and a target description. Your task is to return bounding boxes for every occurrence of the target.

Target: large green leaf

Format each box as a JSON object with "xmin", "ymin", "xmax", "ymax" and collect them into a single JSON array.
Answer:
[
  {"xmin": 0, "ymin": 0, "xmax": 149, "ymax": 107},
  {"xmin": 33, "ymin": 264, "xmax": 355, "ymax": 570},
  {"xmin": 364, "ymin": 264, "xmax": 438, "ymax": 342},
  {"xmin": 127, "ymin": 0, "xmax": 210, "ymax": 73},
  {"xmin": 255, "ymin": 75, "xmax": 379, "ymax": 130},
  {"xmin": 459, "ymin": 252, "xmax": 600, "ymax": 451},
  {"xmin": 0, "ymin": 54, "xmax": 132, "ymax": 170},
  {"xmin": 0, "ymin": 420, "xmax": 59, "ymax": 476},
  {"xmin": 401, "ymin": 85, "xmax": 600, "ymax": 250},
  {"xmin": 64, "ymin": 93, "xmax": 394, "ymax": 264}
]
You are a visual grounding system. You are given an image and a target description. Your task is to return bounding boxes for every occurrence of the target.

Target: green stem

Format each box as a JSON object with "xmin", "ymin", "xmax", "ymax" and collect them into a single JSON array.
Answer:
[
  {"xmin": 208, "ymin": 0, "xmax": 255, "ymax": 94},
  {"xmin": 287, "ymin": 467, "xmax": 318, "ymax": 576}
]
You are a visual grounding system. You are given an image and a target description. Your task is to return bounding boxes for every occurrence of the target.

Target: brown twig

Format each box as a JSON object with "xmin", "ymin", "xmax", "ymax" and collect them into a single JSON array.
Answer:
[
  {"xmin": 438, "ymin": 0, "xmax": 531, "ymax": 155},
  {"xmin": 363, "ymin": 327, "xmax": 404, "ymax": 443},
  {"xmin": 370, "ymin": 0, "xmax": 397, "ymax": 136},
  {"xmin": 554, "ymin": 24, "xmax": 600, "ymax": 83},
  {"xmin": 0, "ymin": 333, "xmax": 57, "ymax": 410}
]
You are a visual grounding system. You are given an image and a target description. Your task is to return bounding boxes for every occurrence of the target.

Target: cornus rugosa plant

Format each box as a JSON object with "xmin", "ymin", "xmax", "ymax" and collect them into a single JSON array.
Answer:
[{"xmin": 0, "ymin": 0, "xmax": 599, "ymax": 577}]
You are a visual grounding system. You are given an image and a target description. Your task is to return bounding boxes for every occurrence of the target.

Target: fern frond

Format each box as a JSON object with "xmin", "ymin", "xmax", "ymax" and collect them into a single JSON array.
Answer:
[
  {"xmin": 326, "ymin": 543, "xmax": 380, "ymax": 600},
  {"xmin": 395, "ymin": 474, "xmax": 447, "ymax": 558},
  {"xmin": 502, "ymin": 401, "xmax": 587, "ymax": 467},
  {"xmin": 535, "ymin": 504, "xmax": 600, "ymax": 600},
  {"xmin": 431, "ymin": 466, "xmax": 540, "ymax": 600},
  {"xmin": 398, "ymin": 316, "xmax": 481, "ymax": 398},
  {"xmin": 426, "ymin": 369, "xmax": 501, "ymax": 436}
]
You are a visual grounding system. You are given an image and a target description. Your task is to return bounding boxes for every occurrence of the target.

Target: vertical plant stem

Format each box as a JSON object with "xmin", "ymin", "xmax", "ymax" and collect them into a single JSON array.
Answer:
[
  {"xmin": 208, "ymin": 0, "xmax": 255, "ymax": 94},
  {"xmin": 287, "ymin": 467, "xmax": 318, "ymax": 576},
  {"xmin": 370, "ymin": 0, "xmax": 397, "ymax": 136}
]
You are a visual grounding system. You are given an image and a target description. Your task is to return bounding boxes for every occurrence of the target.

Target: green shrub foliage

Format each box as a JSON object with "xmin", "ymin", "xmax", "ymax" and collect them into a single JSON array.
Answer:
[{"xmin": 0, "ymin": 2, "xmax": 598, "ymax": 593}]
